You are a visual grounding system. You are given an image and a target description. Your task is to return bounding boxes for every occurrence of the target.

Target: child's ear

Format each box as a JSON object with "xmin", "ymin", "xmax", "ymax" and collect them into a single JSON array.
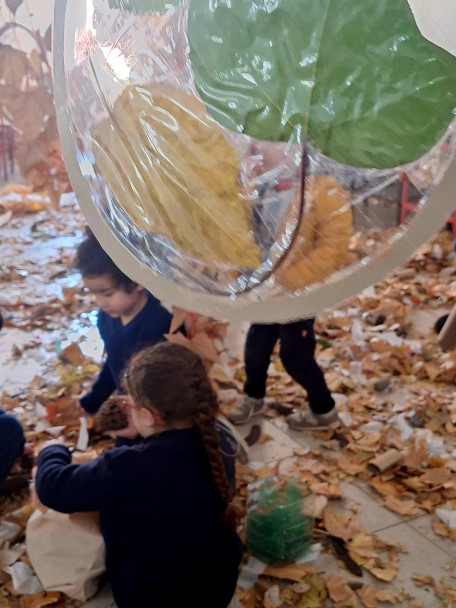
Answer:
[
  {"xmin": 137, "ymin": 407, "xmax": 155, "ymax": 430},
  {"xmin": 134, "ymin": 284, "xmax": 145, "ymax": 294},
  {"xmin": 137, "ymin": 407, "xmax": 164, "ymax": 431}
]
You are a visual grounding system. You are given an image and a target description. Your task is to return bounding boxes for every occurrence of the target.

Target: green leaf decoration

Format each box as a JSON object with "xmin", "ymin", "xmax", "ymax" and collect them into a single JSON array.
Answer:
[
  {"xmin": 108, "ymin": 0, "xmax": 180, "ymax": 13},
  {"xmin": 188, "ymin": 0, "xmax": 456, "ymax": 168}
]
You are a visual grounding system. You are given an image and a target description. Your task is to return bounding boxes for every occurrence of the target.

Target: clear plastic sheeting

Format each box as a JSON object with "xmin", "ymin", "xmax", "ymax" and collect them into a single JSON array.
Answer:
[{"xmin": 53, "ymin": 0, "xmax": 456, "ymax": 322}]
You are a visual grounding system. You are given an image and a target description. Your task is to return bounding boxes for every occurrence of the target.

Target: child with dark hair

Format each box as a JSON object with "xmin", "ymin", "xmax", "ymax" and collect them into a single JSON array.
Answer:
[
  {"xmin": 0, "ymin": 409, "xmax": 26, "ymax": 489},
  {"xmin": 0, "ymin": 310, "xmax": 33, "ymax": 493},
  {"xmin": 36, "ymin": 342, "xmax": 243, "ymax": 608},
  {"xmin": 75, "ymin": 229, "xmax": 173, "ymax": 416}
]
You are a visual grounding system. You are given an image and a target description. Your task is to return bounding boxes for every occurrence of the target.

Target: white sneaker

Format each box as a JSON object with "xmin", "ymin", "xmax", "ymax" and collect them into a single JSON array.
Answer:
[
  {"xmin": 286, "ymin": 407, "xmax": 339, "ymax": 431},
  {"xmin": 226, "ymin": 396, "xmax": 265, "ymax": 425}
]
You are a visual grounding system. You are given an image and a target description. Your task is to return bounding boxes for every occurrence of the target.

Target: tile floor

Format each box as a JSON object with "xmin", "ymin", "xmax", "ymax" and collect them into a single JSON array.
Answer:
[{"xmin": 238, "ymin": 416, "xmax": 455, "ymax": 608}]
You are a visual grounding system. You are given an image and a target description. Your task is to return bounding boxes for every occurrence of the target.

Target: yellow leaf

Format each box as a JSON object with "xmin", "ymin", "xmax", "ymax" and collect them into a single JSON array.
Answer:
[
  {"xmin": 257, "ymin": 433, "xmax": 272, "ymax": 444},
  {"xmin": 298, "ymin": 574, "xmax": 328, "ymax": 608},
  {"xmin": 28, "ymin": 48, "xmax": 43, "ymax": 75},
  {"xmin": 92, "ymin": 83, "xmax": 260, "ymax": 267}
]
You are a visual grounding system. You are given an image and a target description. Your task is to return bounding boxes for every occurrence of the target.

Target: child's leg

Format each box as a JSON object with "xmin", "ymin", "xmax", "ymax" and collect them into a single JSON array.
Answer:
[
  {"xmin": 243, "ymin": 323, "xmax": 280, "ymax": 399},
  {"xmin": 279, "ymin": 319, "xmax": 335, "ymax": 414},
  {"xmin": 0, "ymin": 409, "xmax": 25, "ymax": 484},
  {"xmin": 227, "ymin": 323, "xmax": 280, "ymax": 424}
]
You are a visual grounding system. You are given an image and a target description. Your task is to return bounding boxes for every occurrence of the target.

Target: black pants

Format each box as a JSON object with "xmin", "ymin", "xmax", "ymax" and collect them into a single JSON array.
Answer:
[{"xmin": 244, "ymin": 320, "xmax": 334, "ymax": 415}]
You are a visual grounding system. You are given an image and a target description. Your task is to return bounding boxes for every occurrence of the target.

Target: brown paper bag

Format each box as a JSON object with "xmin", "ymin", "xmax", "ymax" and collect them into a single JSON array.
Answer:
[{"xmin": 26, "ymin": 509, "xmax": 106, "ymax": 601}]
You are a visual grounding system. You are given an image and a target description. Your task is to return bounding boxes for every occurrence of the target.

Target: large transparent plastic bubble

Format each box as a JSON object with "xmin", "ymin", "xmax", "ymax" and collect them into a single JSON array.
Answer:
[{"xmin": 54, "ymin": 0, "xmax": 456, "ymax": 322}]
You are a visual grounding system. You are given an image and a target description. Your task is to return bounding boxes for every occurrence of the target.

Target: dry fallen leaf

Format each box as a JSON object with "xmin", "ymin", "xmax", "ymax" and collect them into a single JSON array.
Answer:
[
  {"xmin": 310, "ymin": 480, "xmax": 342, "ymax": 498},
  {"xmin": 262, "ymin": 563, "xmax": 316, "ymax": 583},
  {"xmin": 19, "ymin": 592, "xmax": 61, "ymax": 608},
  {"xmin": 383, "ymin": 496, "xmax": 423, "ymax": 516},
  {"xmin": 348, "ymin": 532, "xmax": 378, "ymax": 568},
  {"xmin": 325, "ymin": 573, "xmax": 356, "ymax": 603},
  {"xmin": 58, "ymin": 342, "xmax": 86, "ymax": 366},
  {"xmin": 323, "ymin": 512, "xmax": 361, "ymax": 542},
  {"xmin": 411, "ymin": 573, "xmax": 435, "ymax": 587},
  {"xmin": 370, "ymin": 557, "xmax": 399, "ymax": 582},
  {"xmin": 357, "ymin": 585, "xmax": 378, "ymax": 608},
  {"xmin": 419, "ymin": 467, "xmax": 451, "ymax": 487},
  {"xmin": 375, "ymin": 588, "xmax": 401, "ymax": 603}
]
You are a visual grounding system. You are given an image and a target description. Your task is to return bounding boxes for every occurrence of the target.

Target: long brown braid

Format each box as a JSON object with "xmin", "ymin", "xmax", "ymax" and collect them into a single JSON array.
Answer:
[{"xmin": 125, "ymin": 342, "xmax": 232, "ymax": 504}]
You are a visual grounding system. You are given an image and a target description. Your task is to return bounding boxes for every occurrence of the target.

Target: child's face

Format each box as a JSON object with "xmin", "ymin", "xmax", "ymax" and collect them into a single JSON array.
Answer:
[{"xmin": 83, "ymin": 274, "xmax": 145, "ymax": 321}]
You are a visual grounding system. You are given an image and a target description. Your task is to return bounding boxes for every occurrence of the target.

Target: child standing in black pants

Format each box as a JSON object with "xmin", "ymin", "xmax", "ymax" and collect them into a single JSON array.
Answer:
[
  {"xmin": 36, "ymin": 342, "xmax": 242, "ymax": 608},
  {"xmin": 228, "ymin": 319, "xmax": 338, "ymax": 430}
]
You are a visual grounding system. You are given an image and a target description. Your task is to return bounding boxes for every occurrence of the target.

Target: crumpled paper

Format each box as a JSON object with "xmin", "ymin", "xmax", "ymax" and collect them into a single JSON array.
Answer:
[
  {"xmin": 0, "ymin": 521, "xmax": 21, "ymax": 544},
  {"xmin": 76, "ymin": 416, "xmax": 89, "ymax": 451},
  {"xmin": 4, "ymin": 561, "xmax": 43, "ymax": 594},
  {"xmin": 0, "ymin": 544, "xmax": 25, "ymax": 568}
]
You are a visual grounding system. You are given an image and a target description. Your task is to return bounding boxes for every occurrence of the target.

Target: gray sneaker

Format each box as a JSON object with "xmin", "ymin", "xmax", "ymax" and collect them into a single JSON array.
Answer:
[
  {"xmin": 227, "ymin": 396, "xmax": 265, "ymax": 425},
  {"xmin": 286, "ymin": 407, "xmax": 339, "ymax": 431}
]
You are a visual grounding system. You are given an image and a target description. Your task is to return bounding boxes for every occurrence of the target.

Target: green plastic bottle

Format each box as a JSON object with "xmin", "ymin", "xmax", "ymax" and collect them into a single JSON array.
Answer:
[{"xmin": 245, "ymin": 477, "xmax": 312, "ymax": 564}]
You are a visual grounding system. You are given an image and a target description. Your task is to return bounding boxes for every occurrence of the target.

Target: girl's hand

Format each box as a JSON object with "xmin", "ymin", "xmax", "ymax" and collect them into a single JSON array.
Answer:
[
  {"xmin": 106, "ymin": 415, "xmax": 139, "ymax": 439},
  {"xmin": 23, "ymin": 442, "xmax": 35, "ymax": 458},
  {"xmin": 39, "ymin": 437, "xmax": 66, "ymax": 452}
]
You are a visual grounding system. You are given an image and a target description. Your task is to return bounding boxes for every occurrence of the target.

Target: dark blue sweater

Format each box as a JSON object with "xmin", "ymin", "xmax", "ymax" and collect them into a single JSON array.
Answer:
[
  {"xmin": 36, "ymin": 427, "xmax": 242, "ymax": 608},
  {"xmin": 80, "ymin": 293, "xmax": 173, "ymax": 414}
]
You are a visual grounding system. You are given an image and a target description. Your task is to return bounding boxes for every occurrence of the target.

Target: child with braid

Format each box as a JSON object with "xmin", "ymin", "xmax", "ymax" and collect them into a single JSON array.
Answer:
[{"xmin": 35, "ymin": 342, "xmax": 243, "ymax": 608}]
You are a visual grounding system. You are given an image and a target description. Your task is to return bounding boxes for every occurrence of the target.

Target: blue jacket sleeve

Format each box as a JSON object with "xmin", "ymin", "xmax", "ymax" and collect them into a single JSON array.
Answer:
[
  {"xmin": 79, "ymin": 359, "xmax": 116, "ymax": 414},
  {"xmin": 36, "ymin": 445, "xmax": 109, "ymax": 513}
]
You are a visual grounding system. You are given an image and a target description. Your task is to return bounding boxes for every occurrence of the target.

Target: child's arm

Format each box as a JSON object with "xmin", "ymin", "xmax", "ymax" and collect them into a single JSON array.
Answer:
[
  {"xmin": 36, "ymin": 444, "xmax": 109, "ymax": 513},
  {"xmin": 438, "ymin": 304, "xmax": 456, "ymax": 351},
  {"xmin": 80, "ymin": 360, "xmax": 117, "ymax": 414}
]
